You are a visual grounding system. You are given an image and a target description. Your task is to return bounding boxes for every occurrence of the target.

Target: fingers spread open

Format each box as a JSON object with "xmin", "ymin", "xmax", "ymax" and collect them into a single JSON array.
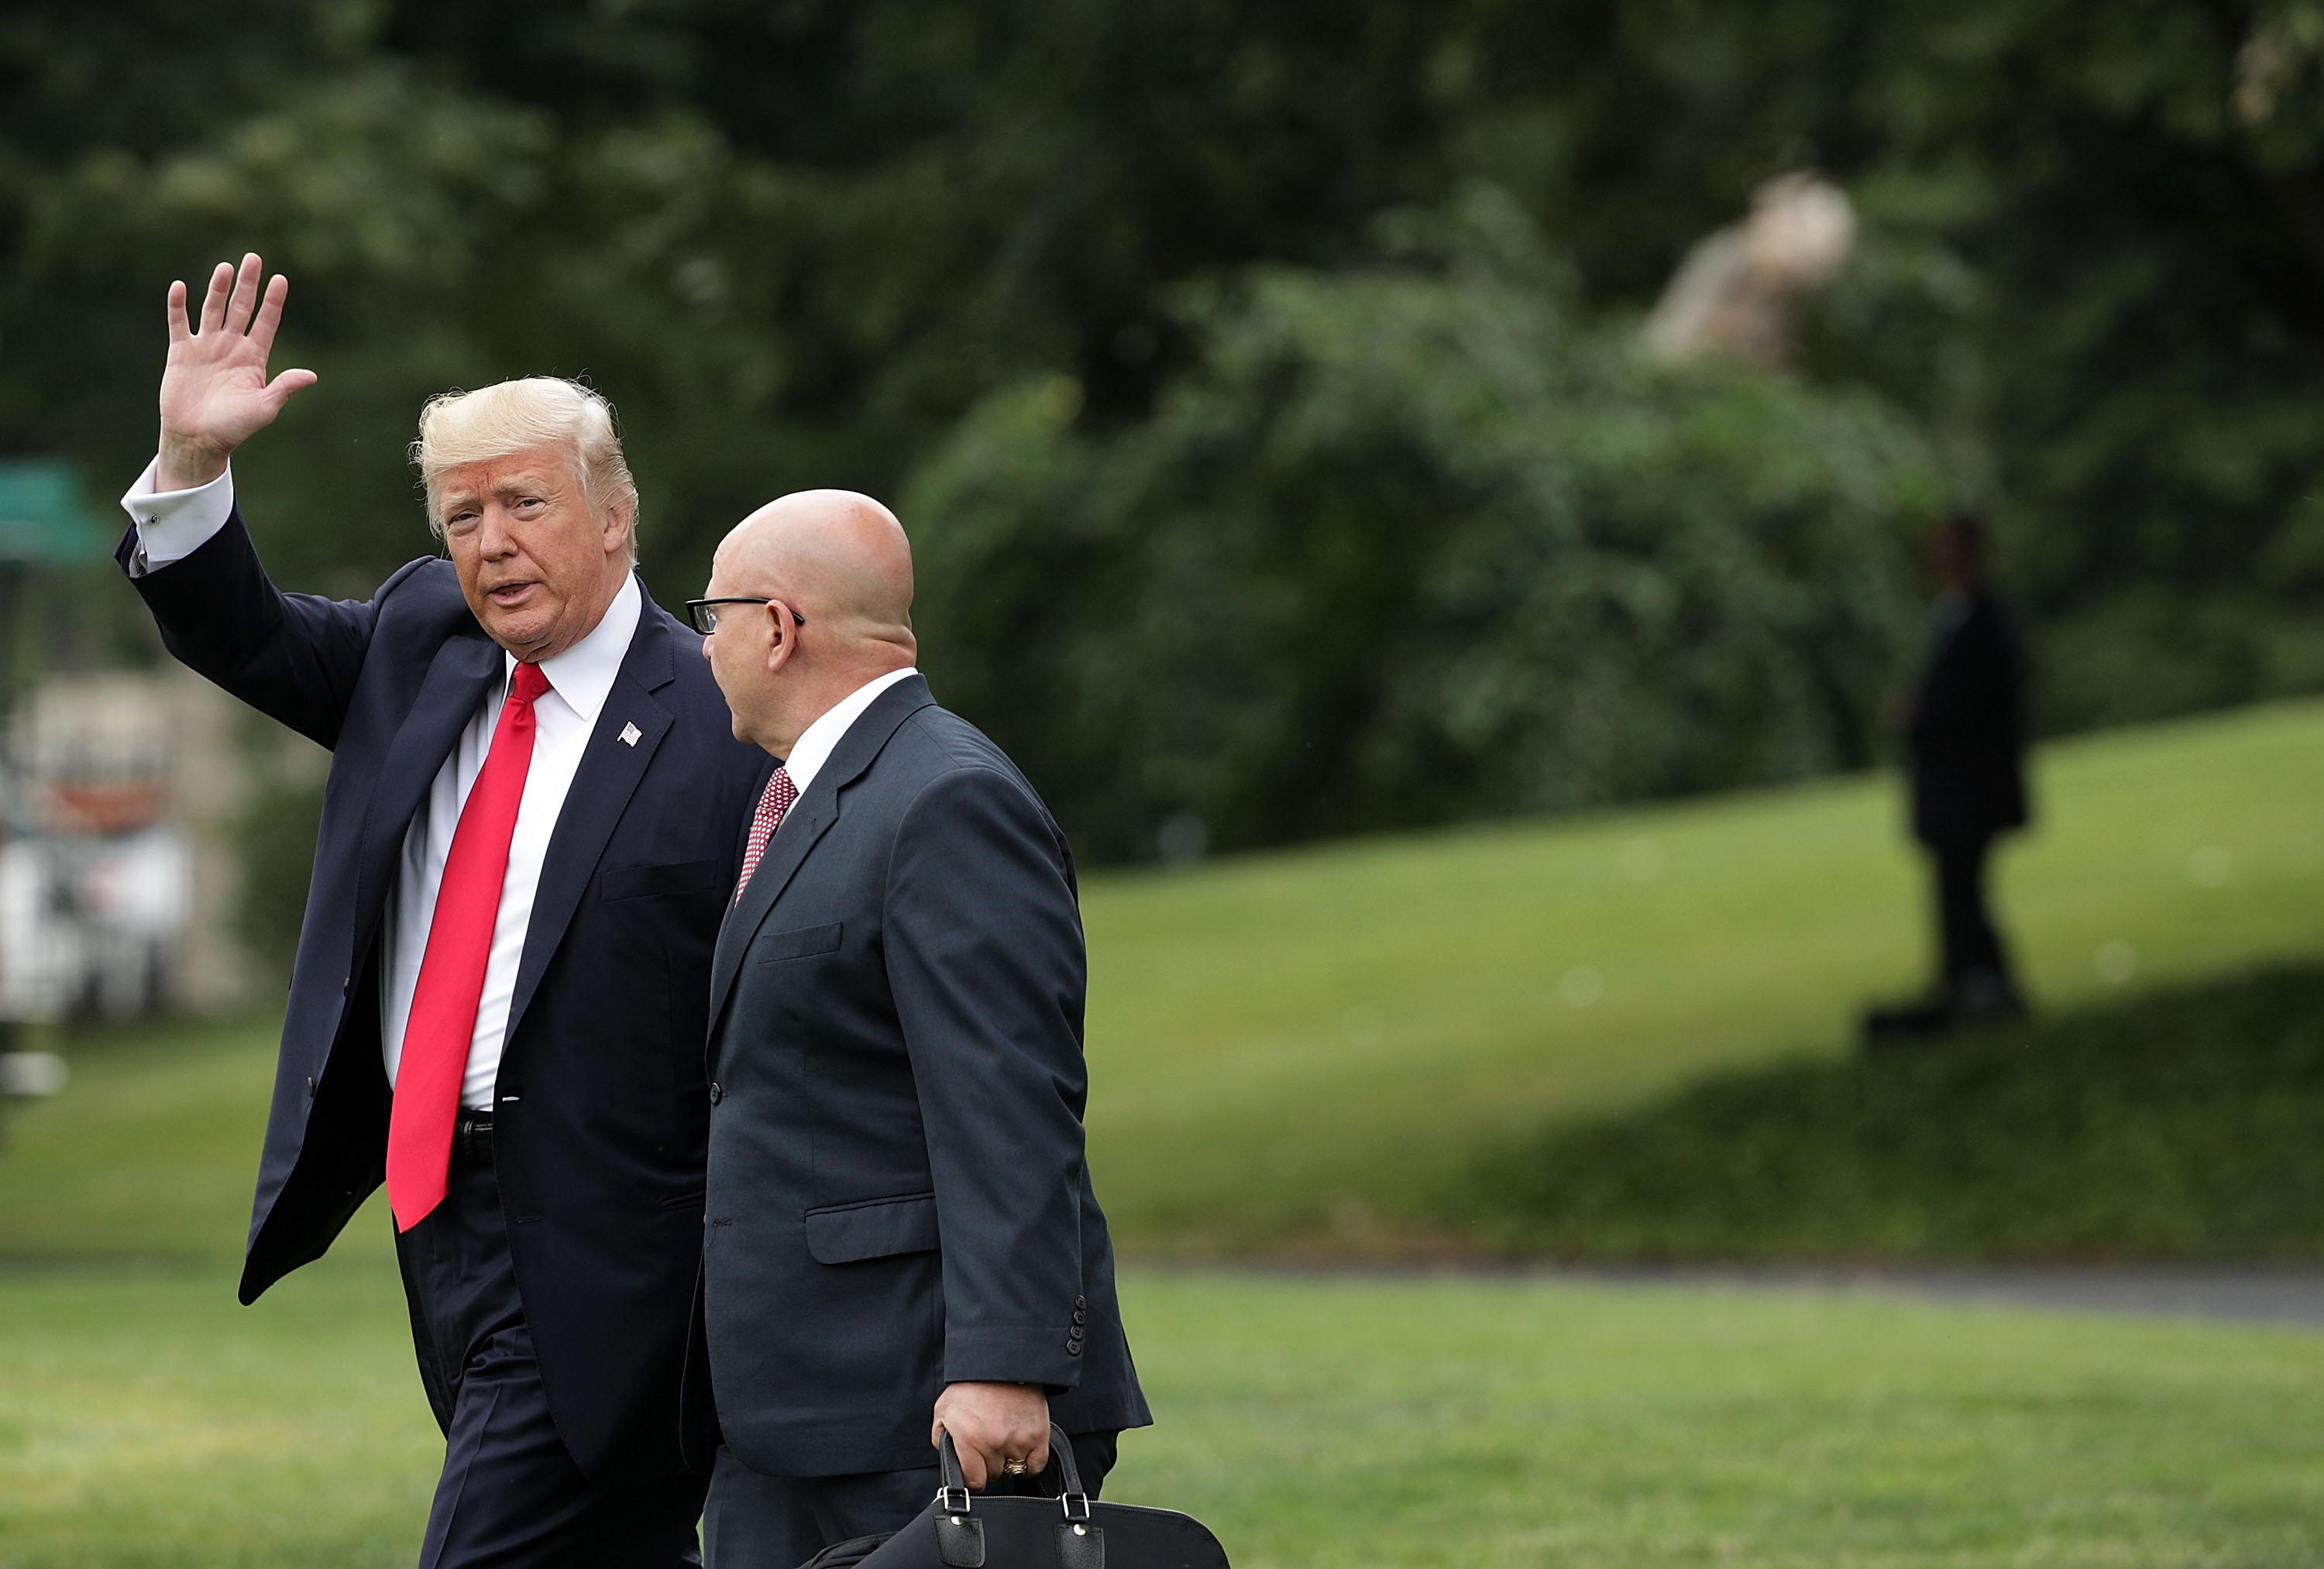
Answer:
[
  {"xmin": 249, "ymin": 273, "xmax": 290, "ymax": 352},
  {"xmin": 198, "ymin": 262, "xmax": 233, "ymax": 335},
  {"xmin": 167, "ymin": 280, "xmax": 190, "ymax": 343},
  {"xmin": 225, "ymin": 252, "xmax": 263, "ymax": 335}
]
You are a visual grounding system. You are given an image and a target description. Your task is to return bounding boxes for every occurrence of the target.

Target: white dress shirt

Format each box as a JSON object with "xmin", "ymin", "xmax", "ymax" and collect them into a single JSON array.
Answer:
[
  {"xmin": 779, "ymin": 667, "xmax": 920, "ymax": 809},
  {"xmin": 122, "ymin": 462, "xmax": 645, "ymax": 1107}
]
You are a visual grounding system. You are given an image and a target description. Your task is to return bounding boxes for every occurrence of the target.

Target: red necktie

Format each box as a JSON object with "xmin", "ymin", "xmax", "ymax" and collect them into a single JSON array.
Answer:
[
  {"xmin": 387, "ymin": 661, "xmax": 552, "ymax": 1232},
  {"xmin": 734, "ymin": 766, "xmax": 797, "ymax": 902}
]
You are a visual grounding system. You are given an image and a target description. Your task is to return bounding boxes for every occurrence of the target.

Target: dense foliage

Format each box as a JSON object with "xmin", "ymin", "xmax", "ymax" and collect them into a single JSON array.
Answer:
[
  {"xmin": 910, "ymin": 194, "xmax": 1938, "ymax": 854},
  {"xmin": 7, "ymin": 1, "xmax": 2324, "ymax": 857},
  {"xmin": 1455, "ymin": 966, "xmax": 2324, "ymax": 1258}
]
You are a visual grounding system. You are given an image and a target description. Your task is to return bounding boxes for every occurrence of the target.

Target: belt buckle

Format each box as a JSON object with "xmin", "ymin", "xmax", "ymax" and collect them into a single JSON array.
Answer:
[{"xmin": 455, "ymin": 1114, "xmax": 492, "ymax": 1168}]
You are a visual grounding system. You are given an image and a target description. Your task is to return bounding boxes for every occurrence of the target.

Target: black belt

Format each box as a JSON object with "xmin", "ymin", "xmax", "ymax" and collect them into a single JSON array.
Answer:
[{"xmin": 450, "ymin": 1111, "xmax": 494, "ymax": 1169}]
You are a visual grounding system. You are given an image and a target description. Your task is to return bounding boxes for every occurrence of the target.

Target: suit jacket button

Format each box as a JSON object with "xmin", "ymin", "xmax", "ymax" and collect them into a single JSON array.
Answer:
[
  {"xmin": 1074, "ymin": 1294, "xmax": 1086, "ymax": 1310},
  {"xmin": 708, "ymin": 1083, "xmax": 724, "ymax": 1105},
  {"xmin": 1071, "ymin": 1308, "xmax": 1087, "ymax": 1326},
  {"xmin": 1066, "ymin": 1341, "xmax": 1083, "ymax": 1356}
]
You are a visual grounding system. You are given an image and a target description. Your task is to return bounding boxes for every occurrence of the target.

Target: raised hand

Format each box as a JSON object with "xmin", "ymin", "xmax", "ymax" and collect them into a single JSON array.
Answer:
[{"xmin": 156, "ymin": 253, "xmax": 318, "ymax": 491}]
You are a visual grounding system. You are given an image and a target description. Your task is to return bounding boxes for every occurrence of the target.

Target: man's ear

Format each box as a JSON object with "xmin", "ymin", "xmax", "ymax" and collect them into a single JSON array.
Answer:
[{"xmin": 763, "ymin": 607, "xmax": 799, "ymax": 675}]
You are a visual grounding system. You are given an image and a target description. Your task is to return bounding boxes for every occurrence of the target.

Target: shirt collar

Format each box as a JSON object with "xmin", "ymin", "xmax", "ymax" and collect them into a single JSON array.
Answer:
[
  {"xmin": 506, "ymin": 573, "xmax": 642, "ymax": 726},
  {"xmin": 782, "ymin": 667, "xmax": 919, "ymax": 799}
]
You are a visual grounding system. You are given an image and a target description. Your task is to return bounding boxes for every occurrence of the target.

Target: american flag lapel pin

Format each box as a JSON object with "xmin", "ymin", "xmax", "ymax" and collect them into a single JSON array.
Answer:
[{"xmin": 619, "ymin": 722, "xmax": 642, "ymax": 747}]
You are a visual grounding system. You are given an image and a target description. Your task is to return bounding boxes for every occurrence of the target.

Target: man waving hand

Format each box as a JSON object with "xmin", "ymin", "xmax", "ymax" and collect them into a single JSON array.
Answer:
[{"xmin": 119, "ymin": 255, "xmax": 770, "ymax": 1567}]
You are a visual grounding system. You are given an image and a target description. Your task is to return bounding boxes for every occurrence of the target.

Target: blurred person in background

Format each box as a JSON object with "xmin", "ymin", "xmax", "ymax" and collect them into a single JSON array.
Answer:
[
  {"xmin": 115, "ymin": 255, "xmax": 769, "ymax": 1567},
  {"xmin": 1867, "ymin": 513, "xmax": 2032, "ymax": 1045}
]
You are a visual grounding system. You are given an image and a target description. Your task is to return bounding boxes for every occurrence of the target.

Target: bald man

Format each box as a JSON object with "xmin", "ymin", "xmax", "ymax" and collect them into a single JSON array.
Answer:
[{"xmin": 684, "ymin": 493, "xmax": 1149, "ymax": 1564}]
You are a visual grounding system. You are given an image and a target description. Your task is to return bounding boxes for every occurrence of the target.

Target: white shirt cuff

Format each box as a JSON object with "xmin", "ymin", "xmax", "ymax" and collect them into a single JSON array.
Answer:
[{"xmin": 119, "ymin": 458, "xmax": 235, "ymax": 577}]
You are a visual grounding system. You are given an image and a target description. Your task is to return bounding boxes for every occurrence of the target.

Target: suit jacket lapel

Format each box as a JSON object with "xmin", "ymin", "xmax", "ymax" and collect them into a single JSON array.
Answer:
[
  {"xmin": 707, "ymin": 789, "xmax": 839, "ymax": 1052},
  {"xmin": 706, "ymin": 675, "xmax": 936, "ymax": 1031},
  {"xmin": 504, "ymin": 602, "xmax": 679, "ymax": 1046},
  {"xmin": 350, "ymin": 630, "xmax": 501, "ymax": 964}
]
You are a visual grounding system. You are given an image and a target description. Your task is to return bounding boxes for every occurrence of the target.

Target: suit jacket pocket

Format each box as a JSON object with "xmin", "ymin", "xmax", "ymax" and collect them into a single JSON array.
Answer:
[
  {"xmin": 603, "ymin": 858, "xmax": 724, "ymax": 901},
  {"xmin": 804, "ymin": 1192, "xmax": 938, "ymax": 1264},
  {"xmin": 754, "ymin": 922, "xmax": 844, "ymax": 963}
]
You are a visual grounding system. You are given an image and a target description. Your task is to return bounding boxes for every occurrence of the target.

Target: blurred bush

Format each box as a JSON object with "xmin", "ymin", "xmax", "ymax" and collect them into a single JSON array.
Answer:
[{"xmin": 909, "ymin": 192, "xmax": 1942, "ymax": 859}]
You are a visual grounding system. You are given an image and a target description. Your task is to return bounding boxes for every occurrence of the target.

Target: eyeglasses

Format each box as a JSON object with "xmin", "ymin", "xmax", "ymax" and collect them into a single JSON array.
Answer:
[{"xmin": 685, "ymin": 599, "xmax": 806, "ymax": 637}]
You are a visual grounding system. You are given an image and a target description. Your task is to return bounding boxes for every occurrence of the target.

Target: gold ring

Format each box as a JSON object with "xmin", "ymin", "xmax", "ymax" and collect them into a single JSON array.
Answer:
[{"xmin": 1003, "ymin": 1457, "xmax": 1029, "ymax": 1477}]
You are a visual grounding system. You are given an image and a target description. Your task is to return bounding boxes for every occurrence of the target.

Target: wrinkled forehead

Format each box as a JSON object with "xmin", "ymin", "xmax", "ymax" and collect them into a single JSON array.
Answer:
[{"xmin": 434, "ymin": 445, "xmax": 583, "ymax": 517}]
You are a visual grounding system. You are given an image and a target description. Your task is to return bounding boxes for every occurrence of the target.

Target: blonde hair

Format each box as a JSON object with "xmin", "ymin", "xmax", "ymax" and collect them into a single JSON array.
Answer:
[{"xmin": 410, "ymin": 378, "xmax": 641, "ymax": 563}]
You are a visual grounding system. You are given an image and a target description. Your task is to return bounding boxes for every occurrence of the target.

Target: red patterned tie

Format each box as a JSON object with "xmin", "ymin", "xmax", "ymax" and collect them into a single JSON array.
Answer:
[
  {"xmin": 734, "ymin": 765, "xmax": 797, "ymax": 902},
  {"xmin": 386, "ymin": 661, "xmax": 552, "ymax": 1232}
]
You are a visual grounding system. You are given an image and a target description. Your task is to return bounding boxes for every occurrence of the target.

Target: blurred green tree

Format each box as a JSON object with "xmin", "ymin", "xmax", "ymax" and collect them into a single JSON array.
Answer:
[
  {"xmin": 6, "ymin": 0, "xmax": 2324, "ymax": 862},
  {"xmin": 908, "ymin": 193, "xmax": 1941, "ymax": 857}
]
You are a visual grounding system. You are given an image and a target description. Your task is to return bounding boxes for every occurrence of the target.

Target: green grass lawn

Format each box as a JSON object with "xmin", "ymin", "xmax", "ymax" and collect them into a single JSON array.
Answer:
[
  {"xmin": 1460, "ymin": 965, "xmax": 2324, "ymax": 1258},
  {"xmin": 0, "ymin": 1252, "xmax": 439, "ymax": 1568},
  {"xmin": 0, "ymin": 1014, "xmax": 279, "ymax": 1260},
  {"xmin": 9, "ymin": 697, "xmax": 2324, "ymax": 1263},
  {"xmin": 10, "ymin": 699, "xmax": 2324, "ymax": 1565},
  {"xmin": 9, "ymin": 1248, "xmax": 2324, "ymax": 1567},
  {"xmin": 1081, "ymin": 698, "xmax": 2324, "ymax": 1249}
]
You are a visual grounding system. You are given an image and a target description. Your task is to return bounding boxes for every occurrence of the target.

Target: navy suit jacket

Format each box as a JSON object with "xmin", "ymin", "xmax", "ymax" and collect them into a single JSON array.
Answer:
[
  {"xmin": 692, "ymin": 675, "xmax": 1149, "ymax": 1477},
  {"xmin": 122, "ymin": 510, "xmax": 772, "ymax": 1481}
]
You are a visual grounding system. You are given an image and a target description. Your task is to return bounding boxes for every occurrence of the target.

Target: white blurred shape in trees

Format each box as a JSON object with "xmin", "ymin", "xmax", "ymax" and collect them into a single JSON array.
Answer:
[{"xmin": 1645, "ymin": 173, "xmax": 1857, "ymax": 369}]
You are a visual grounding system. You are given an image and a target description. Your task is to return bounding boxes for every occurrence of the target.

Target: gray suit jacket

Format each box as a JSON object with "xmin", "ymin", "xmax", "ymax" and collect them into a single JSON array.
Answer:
[{"xmin": 693, "ymin": 675, "xmax": 1150, "ymax": 1477}]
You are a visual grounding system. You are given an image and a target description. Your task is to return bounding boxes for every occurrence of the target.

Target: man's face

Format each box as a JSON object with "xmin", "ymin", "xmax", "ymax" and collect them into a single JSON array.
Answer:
[
  {"xmin": 700, "ymin": 548, "xmax": 782, "ymax": 747},
  {"xmin": 438, "ymin": 446, "xmax": 629, "ymax": 662}
]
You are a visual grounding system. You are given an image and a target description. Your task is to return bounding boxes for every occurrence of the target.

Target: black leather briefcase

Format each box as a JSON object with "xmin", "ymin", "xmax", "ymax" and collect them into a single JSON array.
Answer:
[{"xmin": 794, "ymin": 1425, "xmax": 1229, "ymax": 1569}]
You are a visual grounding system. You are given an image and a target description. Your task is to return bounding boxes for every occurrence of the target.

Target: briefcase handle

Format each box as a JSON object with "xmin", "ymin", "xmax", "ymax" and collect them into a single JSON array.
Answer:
[{"xmin": 937, "ymin": 1423, "xmax": 1090, "ymax": 1521}]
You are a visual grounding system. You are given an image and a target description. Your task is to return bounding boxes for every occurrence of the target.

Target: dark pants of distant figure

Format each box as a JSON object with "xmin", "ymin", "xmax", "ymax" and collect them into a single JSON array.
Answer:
[
  {"xmin": 395, "ymin": 1165, "xmax": 708, "ymax": 1569},
  {"xmin": 1930, "ymin": 833, "xmax": 2011, "ymax": 997},
  {"xmin": 703, "ymin": 1430, "xmax": 1119, "ymax": 1569}
]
